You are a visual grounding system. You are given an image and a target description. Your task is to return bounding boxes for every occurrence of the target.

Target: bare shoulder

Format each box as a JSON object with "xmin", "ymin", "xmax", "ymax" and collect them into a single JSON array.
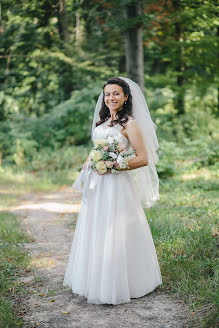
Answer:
[
  {"xmin": 125, "ymin": 116, "xmax": 138, "ymax": 129},
  {"xmin": 127, "ymin": 115, "xmax": 135, "ymax": 122},
  {"xmin": 121, "ymin": 116, "xmax": 138, "ymax": 139}
]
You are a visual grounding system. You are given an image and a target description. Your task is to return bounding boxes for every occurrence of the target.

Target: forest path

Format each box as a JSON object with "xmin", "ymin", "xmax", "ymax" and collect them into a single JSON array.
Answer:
[{"xmin": 10, "ymin": 187, "xmax": 191, "ymax": 328}]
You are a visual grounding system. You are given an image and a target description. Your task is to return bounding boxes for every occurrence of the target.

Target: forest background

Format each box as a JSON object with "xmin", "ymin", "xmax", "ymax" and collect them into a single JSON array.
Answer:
[{"xmin": 0, "ymin": 1, "xmax": 218, "ymax": 327}]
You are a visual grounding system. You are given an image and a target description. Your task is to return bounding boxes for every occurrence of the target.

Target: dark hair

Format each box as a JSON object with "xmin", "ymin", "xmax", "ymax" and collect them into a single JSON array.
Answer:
[{"xmin": 96, "ymin": 77, "xmax": 133, "ymax": 128}]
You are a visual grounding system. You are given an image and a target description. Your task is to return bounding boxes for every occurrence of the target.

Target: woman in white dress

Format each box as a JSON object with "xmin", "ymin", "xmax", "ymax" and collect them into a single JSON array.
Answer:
[{"xmin": 63, "ymin": 77, "xmax": 162, "ymax": 305}]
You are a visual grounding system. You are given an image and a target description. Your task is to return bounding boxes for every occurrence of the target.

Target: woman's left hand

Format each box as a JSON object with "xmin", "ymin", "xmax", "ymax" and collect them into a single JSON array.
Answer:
[{"xmin": 113, "ymin": 163, "xmax": 121, "ymax": 170}]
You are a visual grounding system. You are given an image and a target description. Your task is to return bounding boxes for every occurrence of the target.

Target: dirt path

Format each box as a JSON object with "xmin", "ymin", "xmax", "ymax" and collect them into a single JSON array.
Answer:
[{"xmin": 10, "ymin": 187, "xmax": 192, "ymax": 328}]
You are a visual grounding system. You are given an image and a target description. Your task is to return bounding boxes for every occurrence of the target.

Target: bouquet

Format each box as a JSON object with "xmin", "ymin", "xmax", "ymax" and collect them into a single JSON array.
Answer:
[{"xmin": 86, "ymin": 134, "xmax": 136, "ymax": 174}]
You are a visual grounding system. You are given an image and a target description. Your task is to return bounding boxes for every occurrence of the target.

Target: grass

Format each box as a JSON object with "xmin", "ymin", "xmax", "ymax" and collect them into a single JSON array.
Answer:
[
  {"xmin": 0, "ymin": 212, "xmax": 31, "ymax": 328},
  {"xmin": 146, "ymin": 159, "xmax": 219, "ymax": 327}
]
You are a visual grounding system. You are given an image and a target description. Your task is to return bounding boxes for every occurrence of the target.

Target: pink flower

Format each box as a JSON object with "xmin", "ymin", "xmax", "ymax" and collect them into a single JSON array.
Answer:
[
  {"xmin": 105, "ymin": 161, "xmax": 113, "ymax": 168},
  {"xmin": 103, "ymin": 146, "xmax": 109, "ymax": 151}
]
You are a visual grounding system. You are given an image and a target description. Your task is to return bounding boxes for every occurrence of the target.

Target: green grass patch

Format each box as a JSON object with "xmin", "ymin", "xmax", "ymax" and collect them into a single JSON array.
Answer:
[
  {"xmin": 146, "ymin": 161, "xmax": 218, "ymax": 327},
  {"xmin": 0, "ymin": 212, "xmax": 31, "ymax": 328}
]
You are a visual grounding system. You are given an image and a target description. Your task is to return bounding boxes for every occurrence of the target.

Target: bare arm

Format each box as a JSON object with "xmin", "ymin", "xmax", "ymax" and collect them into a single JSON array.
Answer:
[{"xmin": 117, "ymin": 119, "xmax": 148, "ymax": 171}]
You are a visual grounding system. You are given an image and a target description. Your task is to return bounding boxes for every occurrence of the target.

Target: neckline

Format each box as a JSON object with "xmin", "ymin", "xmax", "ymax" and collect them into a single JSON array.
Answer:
[
  {"xmin": 106, "ymin": 117, "xmax": 117, "ymax": 124},
  {"xmin": 104, "ymin": 119, "xmax": 129, "ymax": 142},
  {"xmin": 99, "ymin": 124, "xmax": 129, "ymax": 143}
]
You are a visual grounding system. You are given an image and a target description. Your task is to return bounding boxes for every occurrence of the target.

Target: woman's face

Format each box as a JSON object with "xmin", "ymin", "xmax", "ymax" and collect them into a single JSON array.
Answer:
[{"xmin": 104, "ymin": 84, "xmax": 128, "ymax": 112}]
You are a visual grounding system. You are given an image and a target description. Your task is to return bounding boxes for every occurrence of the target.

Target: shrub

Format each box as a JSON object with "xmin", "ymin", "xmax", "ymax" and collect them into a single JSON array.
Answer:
[{"xmin": 157, "ymin": 141, "xmax": 182, "ymax": 178}]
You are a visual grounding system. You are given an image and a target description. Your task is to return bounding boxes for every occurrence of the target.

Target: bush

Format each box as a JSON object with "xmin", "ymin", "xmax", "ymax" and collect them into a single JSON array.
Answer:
[
  {"xmin": 182, "ymin": 136, "xmax": 219, "ymax": 168},
  {"xmin": 157, "ymin": 140, "xmax": 182, "ymax": 178},
  {"xmin": 0, "ymin": 83, "xmax": 102, "ymax": 165},
  {"xmin": 29, "ymin": 145, "xmax": 90, "ymax": 172},
  {"xmin": 156, "ymin": 135, "xmax": 219, "ymax": 179}
]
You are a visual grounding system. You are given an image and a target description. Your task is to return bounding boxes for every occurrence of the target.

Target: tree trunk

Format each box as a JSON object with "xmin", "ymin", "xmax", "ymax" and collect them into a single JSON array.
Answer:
[
  {"xmin": 172, "ymin": 0, "xmax": 185, "ymax": 115},
  {"xmin": 57, "ymin": 0, "xmax": 69, "ymax": 43},
  {"xmin": 75, "ymin": 1, "xmax": 84, "ymax": 54},
  {"xmin": 125, "ymin": 3, "xmax": 144, "ymax": 91}
]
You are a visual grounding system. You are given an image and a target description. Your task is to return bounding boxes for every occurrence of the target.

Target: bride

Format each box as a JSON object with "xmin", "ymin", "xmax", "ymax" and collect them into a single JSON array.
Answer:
[{"xmin": 63, "ymin": 76, "xmax": 162, "ymax": 305}]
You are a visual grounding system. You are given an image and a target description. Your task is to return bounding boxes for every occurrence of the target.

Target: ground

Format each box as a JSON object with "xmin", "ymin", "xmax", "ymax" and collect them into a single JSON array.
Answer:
[{"xmin": 10, "ymin": 187, "xmax": 192, "ymax": 328}]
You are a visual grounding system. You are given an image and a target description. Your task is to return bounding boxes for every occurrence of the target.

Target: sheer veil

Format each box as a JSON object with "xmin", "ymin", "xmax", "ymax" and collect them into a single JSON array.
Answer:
[{"xmin": 91, "ymin": 76, "xmax": 159, "ymax": 208}]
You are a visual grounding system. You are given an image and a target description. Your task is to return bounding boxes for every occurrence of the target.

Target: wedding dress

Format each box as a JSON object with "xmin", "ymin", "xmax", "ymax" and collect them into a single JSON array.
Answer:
[{"xmin": 63, "ymin": 118, "xmax": 162, "ymax": 305}]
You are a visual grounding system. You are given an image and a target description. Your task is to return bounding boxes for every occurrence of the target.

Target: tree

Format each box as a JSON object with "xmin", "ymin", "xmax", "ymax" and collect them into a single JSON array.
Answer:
[
  {"xmin": 125, "ymin": 2, "xmax": 144, "ymax": 90},
  {"xmin": 57, "ymin": 0, "xmax": 69, "ymax": 43}
]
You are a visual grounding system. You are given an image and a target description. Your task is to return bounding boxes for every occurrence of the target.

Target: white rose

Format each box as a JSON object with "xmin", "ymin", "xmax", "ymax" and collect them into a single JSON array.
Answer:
[
  {"xmin": 116, "ymin": 154, "xmax": 127, "ymax": 169},
  {"xmin": 96, "ymin": 161, "xmax": 107, "ymax": 174},
  {"xmin": 107, "ymin": 136, "xmax": 114, "ymax": 144},
  {"xmin": 94, "ymin": 139, "xmax": 108, "ymax": 147},
  {"xmin": 109, "ymin": 152, "xmax": 117, "ymax": 159},
  {"xmin": 117, "ymin": 142, "xmax": 125, "ymax": 152},
  {"xmin": 114, "ymin": 135, "xmax": 121, "ymax": 142},
  {"xmin": 91, "ymin": 150, "xmax": 103, "ymax": 162}
]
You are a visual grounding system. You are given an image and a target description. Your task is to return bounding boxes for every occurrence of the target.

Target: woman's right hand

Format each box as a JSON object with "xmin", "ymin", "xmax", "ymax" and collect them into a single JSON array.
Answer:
[
  {"xmin": 82, "ymin": 163, "xmax": 87, "ymax": 170},
  {"xmin": 82, "ymin": 155, "xmax": 92, "ymax": 170}
]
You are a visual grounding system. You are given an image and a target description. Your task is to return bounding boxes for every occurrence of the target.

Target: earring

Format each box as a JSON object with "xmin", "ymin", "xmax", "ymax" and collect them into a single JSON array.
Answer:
[{"xmin": 124, "ymin": 101, "xmax": 127, "ymax": 105}]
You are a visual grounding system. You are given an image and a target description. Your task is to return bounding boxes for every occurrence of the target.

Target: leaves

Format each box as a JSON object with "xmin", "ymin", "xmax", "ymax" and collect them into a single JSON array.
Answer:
[{"xmin": 61, "ymin": 310, "xmax": 69, "ymax": 314}]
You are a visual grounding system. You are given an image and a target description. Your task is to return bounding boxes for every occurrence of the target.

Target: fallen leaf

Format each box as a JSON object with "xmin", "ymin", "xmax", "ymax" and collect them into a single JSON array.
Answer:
[
  {"xmin": 48, "ymin": 299, "xmax": 56, "ymax": 303},
  {"xmin": 18, "ymin": 310, "xmax": 26, "ymax": 318},
  {"xmin": 39, "ymin": 293, "xmax": 45, "ymax": 297},
  {"xmin": 61, "ymin": 310, "xmax": 69, "ymax": 314},
  {"xmin": 191, "ymin": 312, "xmax": 195, "ymax": 315}
]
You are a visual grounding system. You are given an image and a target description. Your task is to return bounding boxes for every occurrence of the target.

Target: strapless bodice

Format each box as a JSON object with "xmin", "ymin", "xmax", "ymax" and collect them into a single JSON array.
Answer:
[{"xmin": 92, "ymin": 120, "xmax": 130, "ymax": 150}]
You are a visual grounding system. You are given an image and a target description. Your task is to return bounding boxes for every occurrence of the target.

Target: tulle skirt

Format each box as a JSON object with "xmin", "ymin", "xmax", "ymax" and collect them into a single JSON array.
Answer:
[{"xmin": 63, "ymin": 169, "xmax": 162, "ymax": 305}]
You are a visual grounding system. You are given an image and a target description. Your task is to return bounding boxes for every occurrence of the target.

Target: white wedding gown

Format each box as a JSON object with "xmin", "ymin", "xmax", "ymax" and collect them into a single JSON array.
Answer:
[{"xmin": 63, "ymin": 119, "xmax": 162, "ymax": 305}]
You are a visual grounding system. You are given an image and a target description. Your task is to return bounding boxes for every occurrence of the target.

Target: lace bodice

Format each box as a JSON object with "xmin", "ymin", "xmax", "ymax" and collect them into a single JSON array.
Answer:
[{"xmin": 92, "ymin": 119, "xmax": 131, "ymax": 151}]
